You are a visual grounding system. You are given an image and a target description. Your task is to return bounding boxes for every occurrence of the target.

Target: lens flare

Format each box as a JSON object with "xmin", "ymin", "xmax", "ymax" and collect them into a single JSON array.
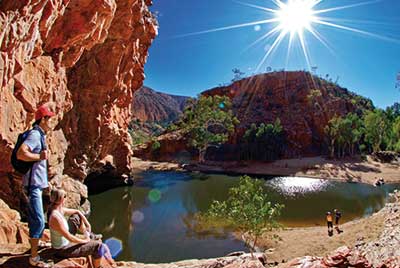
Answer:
[
  {"xmin": 132, "ymin": 210, "xmax": 145, "ymax": 223},
  {"xmin": 148, "ymin": 189, "xmax": 162, "ymax": 203},
  {"xmin": 104, "ymin": 237, "xmax": 123, "ymax": 258}
]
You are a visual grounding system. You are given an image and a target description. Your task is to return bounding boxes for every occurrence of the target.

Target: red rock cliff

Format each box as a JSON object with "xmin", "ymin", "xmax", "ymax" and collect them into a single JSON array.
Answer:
[
  {"xmin": 203, "ymin": 71, "xmax": 372, "ymax": 158},
  {"xmin": 0, "ymin": 0, "xmax": 157, "ymax": 209},
  {"xmin": 135, "ymin": 71, "xmax": 372, "ymax": 161}
]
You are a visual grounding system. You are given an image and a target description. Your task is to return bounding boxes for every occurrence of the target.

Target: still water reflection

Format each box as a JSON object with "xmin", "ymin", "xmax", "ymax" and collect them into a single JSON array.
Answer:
[{"xmin": 88, "ymin": 171, "xmax": 399, "ymax": 263}]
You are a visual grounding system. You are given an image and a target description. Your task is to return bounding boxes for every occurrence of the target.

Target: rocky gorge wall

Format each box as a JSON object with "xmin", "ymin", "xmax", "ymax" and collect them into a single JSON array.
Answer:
[
  {"xmin": 0, "ymin": 0, "xmax": 157, "ymax": 210},
  {"xmin": 203, "ymin": 71, "xmax": 372, "ymax": 158},
  {"xmin": 134, "ymin": 71, "xmax": 373, "ymax": 162}
]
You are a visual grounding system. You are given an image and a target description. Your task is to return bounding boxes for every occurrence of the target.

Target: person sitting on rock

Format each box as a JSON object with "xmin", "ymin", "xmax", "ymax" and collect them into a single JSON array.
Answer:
[{"xmin": 48, "ymin": 188, "xmax": 115, "ymax": 268}]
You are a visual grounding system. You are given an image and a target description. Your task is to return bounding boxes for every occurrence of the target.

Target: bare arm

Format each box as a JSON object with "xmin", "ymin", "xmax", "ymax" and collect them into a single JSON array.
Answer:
[
  {"xmin": 49, "ymin": 213, "xmax": 90, "ymax": 244},
  {"xmin": 63, "ymin": 208, "xmax": 91, "ymax": 232},
  {"xmin": 17, "ymin": 144, "xmax": 47, "ymax": 161}
]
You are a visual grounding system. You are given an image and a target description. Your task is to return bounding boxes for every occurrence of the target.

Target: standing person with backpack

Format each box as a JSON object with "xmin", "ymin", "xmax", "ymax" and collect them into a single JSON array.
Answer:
[
  {"xmin": 16, "ymin": 105, "xmax": 55, "ymax": 268},
  {"xmin": 334, "ymin": 209, "xmax": 342, "ymax": 233}
]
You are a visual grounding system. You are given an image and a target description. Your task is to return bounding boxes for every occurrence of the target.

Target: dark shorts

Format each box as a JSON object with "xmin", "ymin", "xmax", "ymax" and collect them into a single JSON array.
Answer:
[
  {"xmin": 335, "ymin": 218, "xmax": 340, "ymax": 225},
  {"xmin": 327, "ymin": 221, "xmax": 333, "ymax": 228},
  {"xmin": 54, "ymin": 240, "xmax": 109, "ymax": 259}
]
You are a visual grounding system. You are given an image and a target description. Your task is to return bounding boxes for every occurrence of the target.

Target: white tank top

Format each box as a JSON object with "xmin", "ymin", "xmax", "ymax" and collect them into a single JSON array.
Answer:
[{"xmin": 50, "ymin": 210, "xmax": 70, "ymax": 249}]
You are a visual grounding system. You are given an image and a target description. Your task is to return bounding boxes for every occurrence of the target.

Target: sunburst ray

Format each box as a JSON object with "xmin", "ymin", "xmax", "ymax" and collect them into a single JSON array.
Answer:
[{"xmin": 175, "ymin": 0, "xmax": 399, "ymax": 71}]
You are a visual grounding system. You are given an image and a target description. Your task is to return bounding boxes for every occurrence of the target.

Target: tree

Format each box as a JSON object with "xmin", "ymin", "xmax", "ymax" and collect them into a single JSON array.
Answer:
[
  {"xmin": 204, "ymin": 175, "xmax": 283, "ymax": 256},
  {"xmin": 178, "ymin": 95, "xmax": 239, "ymax": 163},
  {"xmin": 324, "ymin": 116, "xmax": 340, "ymax": 158},
  {"xmin": 324, "ymin": 113, "xmax": 364, "ymax": 158},
  {"xmin": 392, "ymin": 117, "xmax": 400, "ymax": 152},
  {"xmin": 242, "ymin": 119, "xmax": 285, "ymax": 161},
  {"xmin": 231, "ymin": 68, "xmax": 245, "ymax": 83},
  {"xmin": 363, "ymin": 109, "xmax": 387, "ymax": 152}
]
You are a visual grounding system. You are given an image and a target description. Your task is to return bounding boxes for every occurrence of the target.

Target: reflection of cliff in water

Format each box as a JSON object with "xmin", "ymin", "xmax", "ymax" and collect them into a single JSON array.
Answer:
[{"xmin": 89, "ymin": 186, "xmax": 149, "ymax": 260}]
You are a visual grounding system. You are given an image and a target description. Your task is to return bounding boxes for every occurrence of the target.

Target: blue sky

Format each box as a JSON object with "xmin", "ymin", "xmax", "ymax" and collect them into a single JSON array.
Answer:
[{"xmin": 144, "ymin": 0, "xmax": 400, "ymax": 108}]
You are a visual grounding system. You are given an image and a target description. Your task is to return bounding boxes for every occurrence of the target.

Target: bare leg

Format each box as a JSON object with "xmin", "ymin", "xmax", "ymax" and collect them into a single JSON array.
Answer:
[
  {"xmin": 30, "ymin": 238, "xmax": 39, "ymax": 258},
  {"xmin": 93, "ymin": 258, "xmax": 101, "ymax": 268}
]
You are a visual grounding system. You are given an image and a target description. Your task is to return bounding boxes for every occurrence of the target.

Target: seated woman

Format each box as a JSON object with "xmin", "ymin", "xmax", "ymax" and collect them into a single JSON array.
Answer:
[{"xmin": 48, "ymin": 188, "xmax": 115, "ymax": 268}]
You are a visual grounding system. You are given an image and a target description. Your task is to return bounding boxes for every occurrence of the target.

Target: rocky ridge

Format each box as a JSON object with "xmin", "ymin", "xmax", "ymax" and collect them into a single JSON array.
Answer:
[
  {"xmin": 132, "ymin": 86, "xmax": 189, "ymax": 123},
  {"xmin": 134, "ymin": 71, "xmax": 373, "ymax": 161},
  {"xmin": 0, "ymin": 0, "xmax": 157, "ymax": 211},
  {"xmin": 202, "ymin": 71, "xmax": 372, "ymax": 159}
]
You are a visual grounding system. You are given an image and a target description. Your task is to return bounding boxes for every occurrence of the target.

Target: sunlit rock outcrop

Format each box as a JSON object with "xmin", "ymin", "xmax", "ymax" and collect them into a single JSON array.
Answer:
[
  {"xmin": 202, "ymin": 71, "xmax": 372, "ymax": 159},
  {"xmin": 0, "ymin": 0, "xmax": 157, "ymax": 210},
  {"xmin": 135, "ymin": 71, "xmax": 372, "ymax": 162},
  {"xmin": 61, "ymin": 0, "xmax": 158, "ymax": 180}
]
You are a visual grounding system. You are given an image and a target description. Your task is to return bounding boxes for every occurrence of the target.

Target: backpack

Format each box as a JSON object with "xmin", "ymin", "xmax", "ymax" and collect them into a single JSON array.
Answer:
[{"xmin": 10, "ymin": 125, "xmax": 44, "ymax": 175}]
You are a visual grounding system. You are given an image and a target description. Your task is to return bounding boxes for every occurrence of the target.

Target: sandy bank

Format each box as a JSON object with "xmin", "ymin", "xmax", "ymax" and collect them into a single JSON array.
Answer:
[
  {"xmin": 260, "ymin": 206, "xmax": 386, "ymax": 265},
  {"xmin": 131, "ymin": 155, "xmax": 400, "ymax": 186}
]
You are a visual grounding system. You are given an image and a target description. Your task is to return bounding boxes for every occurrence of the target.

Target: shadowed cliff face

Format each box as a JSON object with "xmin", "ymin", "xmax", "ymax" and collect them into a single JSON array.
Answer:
[{"xmin": 0, "ymin": 0, "xmax": 157, "ymax": 209}]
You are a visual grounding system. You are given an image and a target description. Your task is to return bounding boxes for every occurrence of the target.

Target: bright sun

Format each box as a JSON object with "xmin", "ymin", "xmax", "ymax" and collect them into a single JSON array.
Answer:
[
  {"xmin": 276, "ymin": 0, "xmax": 316, "ymax": 34},
  {"xmin": 179, "ymin": 0, "xmax": 399, "ymax": 71}
]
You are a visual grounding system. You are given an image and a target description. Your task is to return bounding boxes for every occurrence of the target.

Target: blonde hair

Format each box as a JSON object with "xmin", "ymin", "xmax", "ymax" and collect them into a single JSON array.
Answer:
[
  {"xmin": 50, "ymin": 188, "xmax": 66, "ymax": 205},
  {"xmin": 48, "ymin": 188, "xmax": 66, "ymax": 221}
]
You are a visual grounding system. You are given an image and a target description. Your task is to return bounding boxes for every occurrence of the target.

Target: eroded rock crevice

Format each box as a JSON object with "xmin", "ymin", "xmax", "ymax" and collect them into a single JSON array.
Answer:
[{"xmin": 0, "ymin": 0, "xmax": 157, "ymax": 211}]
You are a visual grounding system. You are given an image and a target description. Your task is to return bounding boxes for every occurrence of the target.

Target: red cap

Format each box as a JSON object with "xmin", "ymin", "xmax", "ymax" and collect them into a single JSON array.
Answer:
[{"xmin": 35, "ymin": 105, "xmax": 55, "ymax": 121}]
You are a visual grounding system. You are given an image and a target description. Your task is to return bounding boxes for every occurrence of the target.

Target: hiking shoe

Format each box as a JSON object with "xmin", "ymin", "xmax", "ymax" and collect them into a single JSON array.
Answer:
[
  {"xmin": 90, "ymin": 232, "xmax": 103, "ymax": 240},
  {"xmin": 38, "ymin": 240, "xmax": 51, "ymax": 248},
  {"xmin": 29, "ymin": 256, "xmax": 53, "ymax": 268}
]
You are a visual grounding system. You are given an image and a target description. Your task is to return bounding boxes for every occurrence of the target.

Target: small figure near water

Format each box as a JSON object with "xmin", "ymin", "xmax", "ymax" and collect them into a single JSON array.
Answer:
[
  {"xmin": 375, "ymin": 177, "xmax": 385, "ymax": 187},
  {"xmin": 334, "ymin": 209, "xmax": 343, "ymax": 234},
  {"xmin": 326, "ymin": 211, "xmax": 333, "ymax": 236},
  {"xmin": 48, "ymin": 188, "xmax": 115, "ymax": 268}
]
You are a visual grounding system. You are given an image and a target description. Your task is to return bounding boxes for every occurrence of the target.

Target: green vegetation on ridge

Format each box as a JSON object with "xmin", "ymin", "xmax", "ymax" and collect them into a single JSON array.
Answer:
[
  {"xmin": 171, "ymin": 95, "xmax": 239, "ymax": 163},
  {"xmin": 325, "ymin": 104, "xmax": 400, "ymax": 158}
]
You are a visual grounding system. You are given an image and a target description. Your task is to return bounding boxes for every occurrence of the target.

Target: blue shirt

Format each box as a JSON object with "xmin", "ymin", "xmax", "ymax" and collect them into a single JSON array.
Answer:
[{"xmin": 22, "ymin": 127, "xmax": 48, "ymax": 189}]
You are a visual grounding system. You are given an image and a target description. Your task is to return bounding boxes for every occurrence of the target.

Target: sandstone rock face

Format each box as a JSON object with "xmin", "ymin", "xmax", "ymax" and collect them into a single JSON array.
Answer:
[
  {"xmin": 61, "ymin": 0, "xmax": 158, "ymax": 180},
  {"xmin": 0, "ymin": 199, "xmax": 50, "ymax": 247},
  {"xmin": 132, "ymin": 130, "xmax": 189, "ymax": 162},
  {"xmin": 132, "ymin": 86, "xmax": 189, "ymax": 123},
  {"xmin": 116, "ymin": 252, "xmax": 267, "ymax": 268},
  {"xmin": 202, "ymin": 71, "xmax": 372, "ymax": 158},
  {"xmin": 0, "ymin": 198, "xmax": 30, "ymax": 245},
  {"xmin": 134, "ymin": 71, "xmax": 371, "ymax": 162},
  {"xmin": 0, "ymin": 0, "xmax": 157, "ymax": 210}
]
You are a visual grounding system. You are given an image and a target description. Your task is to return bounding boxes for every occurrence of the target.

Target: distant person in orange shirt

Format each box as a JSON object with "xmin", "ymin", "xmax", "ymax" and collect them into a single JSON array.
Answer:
[{"xmin": 326, "ymin": 211, "xmax": 333, "ymax": 235}]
